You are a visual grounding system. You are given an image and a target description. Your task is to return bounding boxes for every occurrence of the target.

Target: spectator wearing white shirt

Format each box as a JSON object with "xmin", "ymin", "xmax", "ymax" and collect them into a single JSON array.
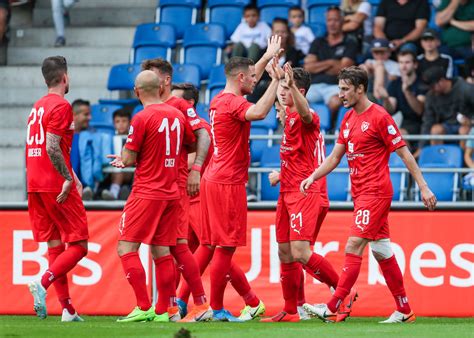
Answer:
[
  {"xmin": 341, "ymin": 0, "xmax": 372, "ymax": 52},
  {"xmin": 288, "ymin": 6, "xmax": 315, "ymax": 55},
  {"xmin": 229, "ymin": 4, "xmax": 271, "ymax": 62}
]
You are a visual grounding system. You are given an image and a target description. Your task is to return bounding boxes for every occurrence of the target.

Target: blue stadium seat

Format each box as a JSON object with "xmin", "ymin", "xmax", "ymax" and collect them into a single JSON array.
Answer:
[
  {"xmin": 207, "ymin": 64, "xmax": 226, "ymax": 103},
  {"xmin": 335, "ymin": 106, "xmax": 349, "ymax": 131},
  {"xmin": 250, "ymin": 127, "xmax": 273, "ymax": 163},
  {"xmin": 310, "ymin": 103, "xmax": 331, "ymax": 132},
  {"xmin": 419, "ymin": 145, "xmax": 463, "ymax": 201},
  {"xmin": 326, "ymin": 143, "xmax": 350, "ymax": 201},
  {"xmin": 132, "ymin": 105, "xmax": 143, "ymax": 118},
  {"xmin": 252, "ymin": 107, "xmax": 278, "ymax": 130},
  {"xmin": 389, "ymin": 152, "xmax": 406, "ymax": 201},
  {"xmin": 90, "ymin": 104, "xmax": 122, "ymax": 128},
  {"xmin": 257, "ymin": 0, "xmax": 300, "ymax": 25},
  {"xmin": 307, "ymin": 0, "xmax": 339, "ymax": 25},
  {"xmin": 307, "ymin": 22, "xmax": 327, "ymax": 38},
  {"xmin": 156, "ymin": 0, "xmax": 200, "ymax": 39},
  {"xmin": 100, "ymin": 64, "xmax": 141, "ymax": 106},
  {"xmin": 196, "ymin": 103, "xmax": 210, "ymax": 122},
  {"xmin": 260, "ymin": 145, "xmax": 281, "ymax": 201},
  {"xmin": 206, "ymin": 0, "xmax": 250, "ymax": 39},
  {"xmin": 181, "ymin": 23, "xmax": 226, "ymax": 79},
  {"xmin": 172, "ymin": 63, "xmax": 201, "ymax": 88},
  {"xmin": 131, "ymin": 23, "xmax": 176, "ymax": 63}
]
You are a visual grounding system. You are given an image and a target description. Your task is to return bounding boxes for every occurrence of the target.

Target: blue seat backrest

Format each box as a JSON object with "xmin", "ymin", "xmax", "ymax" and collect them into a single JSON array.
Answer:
[
  {"xmin": 310, "ymin": 103, "xmax": 331, "ymax": 131},
  {"xmin": 172, "ymin": 63, "xmax": 201, "ymax": 88},
  {"xmin": 132, "ymin": 23, "xmax": 176, "ymax": 49},
  {"xmin": 90, "ymin": 104, "xmax": 122, "ymax": 127},
  {"xmin": 183, "ymin": 23, "xmax": 226, "ymax": 48},
  {"xmin": 419, "ymin": 145, "xmax": 463, "ymax": 168},
  {"xmin": 107, "ymin": 64, "xmax": 141, "ymax": 91}
]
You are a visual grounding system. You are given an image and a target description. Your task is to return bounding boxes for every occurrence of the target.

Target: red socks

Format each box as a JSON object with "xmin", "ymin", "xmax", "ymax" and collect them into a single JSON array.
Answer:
[
  {"xmin": 328, "ymin": 253, "xmax": 362, "ymax": 313},
  {"xmin": 120, "ymin": 252, "xmax": 151, "ymax": 310},
  {"xmin": 280, "ymin": 262, "xmax": 301, "ymax": 315},
  {"xmin": 304, "ymin": 253, "xmax": 339, "ymax": 289},
  {"xmin": 297, "ymin": 268, "xmax": 305, "ymax": 307},
  {"xmin": 210, "ymin": 247, "xmax": 234, "ymax": 310},
  {"xmin": 229, "ymin": 261, "xmax": 260, "ymax": 307},
  {"xmin": 177, "ymin": 245, "xmax": 214, "ymax": 303},
  {"xmin": 41, "ymin": 244, "xmax": 87, "ymax": 290},
  {"xmin": 48, "ymin": 244, "xmax": 75, "ymax": 315},
  {"xmin": 379, "ymin": 255, "xmax": 412, "ymax": 314},
  {"xmin": 154, "ymin": 255, "xmax": 177, "ymax": 314},
  {"xmin": 171, "ymin": 244, "xmax": 206, "ymax": 305}
]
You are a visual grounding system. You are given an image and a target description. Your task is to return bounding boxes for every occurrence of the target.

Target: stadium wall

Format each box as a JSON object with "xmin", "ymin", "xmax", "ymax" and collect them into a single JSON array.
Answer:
[{"xmin": 0, "ymin": 210, "xmax": 473, "ymax": 317}]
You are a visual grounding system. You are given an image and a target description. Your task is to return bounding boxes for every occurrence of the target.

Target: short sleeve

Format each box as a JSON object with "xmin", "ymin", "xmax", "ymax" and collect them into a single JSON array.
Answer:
[
  {"xmin": 357, "ymin": 2, "xmax": 372, "ymax": 16},
  {"xmin": 303, "ymin": 109, "xmax": 321, "ymax": 130},
  {"xmin": 182, "ymin": 101, "xmax": 205, "ymax": 131},
  {"xmin": 378, "ymin": 113, "xmax": 406, "ymax": 152},
  {"xmin": 183, "ymin": 116, "xmax": 196, "ymax": 146},
  {"xmin": 336, "ymin": 114, "xmax": 349, "ymax": 145},
  {"xmin": 229, "ymin": 96, "xmax": 253, "ymax": 122},
  {"xmin": 230, "ymin": 23, "xmax": 244, "ymax": 44},
  {"xmin": 415, "ymin": 0, "xmax": 430, "ymax": 20},
  {"xmin": 308, "ymin": 38, "xmax": 321, "ymax": 56},
  {"xmin": 125, "ymin": 114, "xmax": 145, "ymax": 153},
  {"xmin": 342, "ymin": 40, "xmax": 358, "ymax": 61},
  {"xmin": 47, "ymin": 102, "xmax": 72, "ymax": 136}
]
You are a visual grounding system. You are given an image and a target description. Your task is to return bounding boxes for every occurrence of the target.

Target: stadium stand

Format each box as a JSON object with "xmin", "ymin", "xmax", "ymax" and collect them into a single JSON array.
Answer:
[
  {"xmin": 172, "ymin": 63, "xmax": 201, "ymax": 88},
  {"xmin": 90, "ymin": 104, "xmax": 122, "ymax": 131},
  {"xmin": 131, "ymin": 23, "xmax": 176, "ymax": 63},
  {"xmin": 325, "ymin": 143, "xmax": 351, "ymax": 201},
  {"xmin": 257, "ymin": 0, "xmax": 301, "ymax": 26},
  {"xmin": 100, "ymin": 63, "xmax": 141, "ymax": 106},
  {"xmin": 155, "ymin": 0, "xmax": 201, "ymax": 39},
  {"xmin": 206, "ymin": 64, "xmax": 226, "ymax": 103},
  {"xmin": 389, "ymin": 152, "xmax": 407, "ymax": 201},
  {"xmin": 206, "ymin": 0, "xmax": 250, "ymax": 39},
  {"xmin": 259, "ymin": 145, "xmax": 281, "ymax": 201},
  {"xmin": 310, "ymin": 103, "xmax": 331, "ymax": 132}
]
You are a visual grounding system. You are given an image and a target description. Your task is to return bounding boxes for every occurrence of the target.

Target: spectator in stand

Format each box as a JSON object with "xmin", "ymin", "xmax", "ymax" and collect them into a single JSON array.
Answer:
[
  {"xmin": 102, "ymin": 109, "xmax": 133, "ymax": 200},
  {"xmin": 465, "ymin": 127, "xmax": 474, "ymax": 168},
  {"xmin": 340, "ymin": 0, "xmax": 373, "ymax": 52},
  {"xmin": 288, "ymin": 6, "xmax": 315, "ymax": 55},
  {"xmin": 51, "ymin": 0, "xmax": 78, "ymax": 47},
  {"xmin": 70, "ymin": 99, "xmax": 93, "ymax": 200},
  {"xmin": 417, "ymin": 28, "xmax": 454, "ymax": 83},
  {"xmin": 435, "ymin": 0, "xmax": 474, "ymax": 59},
  {"xmin": 0, "ymin": 0, "xmax": 10, "ymax": 65},
  {"xmin": 304, "ymin": 6, "xmax": 358, "ymax": 122},
  {"xmin": 379, "ymin": 50, "xmax": 425, "ymax": 153},
  {"xmin": 248, "ymin": 18, "xmax": 304, "ymax": 102},
  {"xmin": 374, "ymin": 0, "xmax": 430, "ymax": 52},
  {"xmin": 362, "ymin": 38, "xmax": 400, "ymax": 100},
  {"xmin": 422, "ymin": 66, "xmax": 474, "ymax": 147},
  {"xmin": 229, "ymin": 4, "xmax": 271, "ymax": 63},
  {"xmin": 462, "ymin": 55, "xmax": 474, "ymax": 83}
]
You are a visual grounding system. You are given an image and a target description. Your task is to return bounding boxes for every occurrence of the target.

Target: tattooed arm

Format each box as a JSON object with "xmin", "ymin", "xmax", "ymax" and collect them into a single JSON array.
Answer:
[{"xmin": 46, "ymin": 132, "xmax": 73, "ymax": 203}]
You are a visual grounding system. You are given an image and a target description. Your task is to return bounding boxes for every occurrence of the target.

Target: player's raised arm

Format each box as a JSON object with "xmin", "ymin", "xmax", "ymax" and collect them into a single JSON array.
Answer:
[
  {"xmin": 300, "ymin": 143, "xmax": 346, "ymax": 193},
  {"xmin": 255, "ymin": 35, "xmax": 283, "ymax": 82},
  {"xmin": 284, "ymin": 63, "xmax": 313, "ymax": 124},
  {"xmin": 395, "ymin": 145, "xmax": 437, "ymax": 210},
  {"xmin": 46, "ymin": 132, "xmax": 73, "ymax": 203},
  {"xmin": 245, "ymin": 56, "xmax": 280, "ymax": 121}
]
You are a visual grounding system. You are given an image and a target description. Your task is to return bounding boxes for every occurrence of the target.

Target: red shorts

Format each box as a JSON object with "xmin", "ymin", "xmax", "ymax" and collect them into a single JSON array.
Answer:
[
  {"xmin": 188, "ymin": 200, "xmax": 201, "ymax": 238},
  {"xmin": 317, "ymin": 205, "xmax": 329, "ymax": 234},
  {"xmin": 200, "ymin": 178, "xmax": 247, "ymax": 247},
  {"xmin": 119, "ymin": 196, "xmax": 179, "ymax": 246},
  {"xmin": 176, "ymin": 187, "xmax": 190, "ymax": 240},
  {"xmin": 276, "ymin": 191, "xmax": 321, "ymax": 244},
  {"xmin": 350, "ymin": 197, "xmax": 391, "ymax": 240},
  {"xmin": 28, "ymin": 191, "xmax": 89, "ymax": 243}
]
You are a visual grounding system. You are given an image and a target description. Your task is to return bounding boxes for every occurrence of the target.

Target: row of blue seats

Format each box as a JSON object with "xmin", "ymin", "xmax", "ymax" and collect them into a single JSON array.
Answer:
[{"xmin": 258, "ymin": 144, "xmax": 465, "ymax": 202}]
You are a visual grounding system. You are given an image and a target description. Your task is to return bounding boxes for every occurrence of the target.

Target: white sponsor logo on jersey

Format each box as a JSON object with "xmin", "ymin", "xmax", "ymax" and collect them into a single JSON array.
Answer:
[
  {"xmin": 187, "ymin": 108, "xmax": 197, "ymax": 118},
  {"xmin": 361, "ymin": 121, "xmax": 370, "ymax": 132},
  {"xmin": 128, "ymin": 125, "xmax": 134, "ymax": 135},
  {"xmin": 69, "ymin": 122, "xmax": 75, "ymax": 130},
  {"xmin": 343, "ymin": 122, "xmax": 350, "ymax": 138},
  {"xmin": 348, "ymin": 141, "xmax": 354, "ymax": 153},
  {"xmin": 190, "ymin": 119, "xmax": 200, "ymax": 126},
  {"xmin": 392, "ymin": 136, "xmax": 401, "ymax": 145},
  {"xmin": 388, "ymin": 125, "xmax": 396, "ymax": 135}
]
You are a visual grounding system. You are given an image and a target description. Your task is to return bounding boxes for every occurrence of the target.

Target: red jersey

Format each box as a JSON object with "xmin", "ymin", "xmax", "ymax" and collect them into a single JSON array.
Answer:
[
  {"xmin": 26, "ymin": 94, "xmax": 74, "ymax": 193},
  {"xmin": 126, "ymin": 103, "xmax": 194, "ymax": 200},
  {"xmin": 165, "ymin": 96, "xmax": 205, "ymax": 188},
  {"xmin": 280, "ymin": 107, "xmax": 321, "ymax": 193},
  {"xmin": 336, "ymin": 103, "xmax": 406, "ymax": 199},
  {"xmin": 315, "ymin": 133, "xmax": 329, "ymax": 207},
  {"xmin": 204, "ymin": 92, "xmax": 253, "ymax": 185}
]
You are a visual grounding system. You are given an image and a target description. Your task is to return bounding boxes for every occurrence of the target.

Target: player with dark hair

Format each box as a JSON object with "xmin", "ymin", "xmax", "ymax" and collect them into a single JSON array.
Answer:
[
  {"xmin": 301, "ymin": 66, "xmax": 437, "ymax": 323},
  {"xmin": 142, "ymin": 58, "xmax": 212, "ymax": 322},
  {"xmin": 109, "ymin": 70, "xmax": 196, "ymax": 323},
  {"xmin": 26, "ymin": 56, "xmax": 88, "ymax": 322},
  {"xmin": 261, "ymin": 65, "xmax": 339, "ymax": 322}
]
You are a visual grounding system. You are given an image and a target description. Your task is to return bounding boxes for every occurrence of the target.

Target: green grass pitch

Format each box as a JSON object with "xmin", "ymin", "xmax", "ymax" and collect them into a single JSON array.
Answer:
[{"xmin": 0, "ymin": 316, "xmax": 473, "ymax": 338}]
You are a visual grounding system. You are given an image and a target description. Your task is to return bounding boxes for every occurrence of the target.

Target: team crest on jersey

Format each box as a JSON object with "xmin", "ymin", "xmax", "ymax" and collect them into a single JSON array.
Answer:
[
  {"xmin": 388, "ymin": 125, "xmax": 396, "ymax": 135},
  {"xmin": 289, "ymin": 118, "xmax": 296, "ymax": 128},
  {"xmin": 361, "ymin": 121, "xmax": 370, "ymax": 132},
  {"xmin": 343, "ymin": 122, "xmax": 350, "ymax": 138},
  {"xmin": 187, "ymin": 108, "xmax": 197, "ymax": 118},
  {"xmin": 69, "ymin": 122, "xmax": 75, "ymax": 130}
]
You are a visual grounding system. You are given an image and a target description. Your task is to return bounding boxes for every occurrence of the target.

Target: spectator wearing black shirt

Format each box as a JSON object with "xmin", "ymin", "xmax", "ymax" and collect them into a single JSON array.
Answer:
[
  {"xmin": 417, "ymin": 28, "xmax": 453, "ymax": 82},
  {"xmin": 379, "ymin": 50, "xmax": 425, "ymax": 137},
  {"xmin": 304, "ymin": 6, "xmax": 358, "ymax": 120},
  {"xmin": 374, "ymin": 0, "xmax": 430, "ymax": 51},
  {"xmin": 422, "ymin": 66, "xmax": 473, "ymax": 146}
]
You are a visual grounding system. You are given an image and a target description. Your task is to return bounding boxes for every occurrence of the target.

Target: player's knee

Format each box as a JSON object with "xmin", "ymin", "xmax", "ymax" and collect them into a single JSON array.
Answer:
[
  {"xmin": 369, "ymin": 239, "xmax": 393, "ymax": 261},
  {"xmin": 278, "ymin": 244, "xmax": 292, "ymax": 262},
  {"xmin": 345, "ymin": 237, "xmax": 366, "ymax": 255},
  {"xmin": 290, "ymin": 245, "xmax": 310, "ymax": 263}
]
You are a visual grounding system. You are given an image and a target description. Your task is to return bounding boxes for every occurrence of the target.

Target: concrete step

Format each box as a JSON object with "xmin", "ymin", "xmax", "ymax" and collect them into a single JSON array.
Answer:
[
  {"xmin": 10, "ymin": 27, "xmax": 135, "ymax": 48},
  {"xmin": 0, "ymin": 105, "xmax": 32, "ymax": 129},
  {"xmin": 35, "ymin": 0, "xmax": 157, "ymax": 8},
  {"xmin": 33, "ymin": 2, "xmax": 156, "ymax": 27},
  {"xmin": 0, "ymin": 168, "xmax": 25, "ymax": 191},
  {"xmin": 0, "ymin": 148, "xmax": 25, "ymax": 170},
  {"xmin": 7, "ymin": 46, "xmax": 130, "ymax": 66},
  {"xmin": 0, "ymin": 128, "xmax": 26, "ymax": 148},
  {"xmin": 0, "ymin": 188, "xmax": 26, "ymax": 202}
]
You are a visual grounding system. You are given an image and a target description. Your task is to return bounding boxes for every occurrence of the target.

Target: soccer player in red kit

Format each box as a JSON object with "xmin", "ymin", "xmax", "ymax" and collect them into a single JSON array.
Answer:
[
  {"xmin": 261, "ymin": 65, "xmax": 339, "ymax": 322},
  {"xmin": 141, "ymin": 59, "xmax": 212, "ymax": 322},
  {"xmin": 26, "ymin": 56, "xmax": 88, "ymax": 322},
  {"xmin": 301, "ymin": 66, "xmax": 437, "ymax": 323},
  {"xmin": 201, "ymin": 36, "xmax": 283, "ymax": 321},
  {"xmin": 109, "ymin": 70, "xmax": 196, "ymax": 323}
]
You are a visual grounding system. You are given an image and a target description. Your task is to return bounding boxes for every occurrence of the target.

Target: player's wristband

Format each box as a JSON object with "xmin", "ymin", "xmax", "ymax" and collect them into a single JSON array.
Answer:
[{"xmin": 191, "ymin": 164, "xmax": 202, "ymax": 172}]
